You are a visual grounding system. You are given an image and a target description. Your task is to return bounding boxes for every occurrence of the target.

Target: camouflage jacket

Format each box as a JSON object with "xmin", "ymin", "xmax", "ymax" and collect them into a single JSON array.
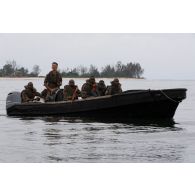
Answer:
[
  {"xmin": 81, "ymin": 82, "xmax": 92, "ymax": 97},
  {"xmin": 81, "ymin": 82, "xmax": 99, "ymax": 98},
  {"xmin": 21, "ymin": 87, "xmax": 40, "ymax": 102},
  {"xmin": 44, "ymin": 71, "xmax": 62, "ymax": 89},
  {"xmin": 97, "ymin": 83, "xmax": 107, "ymax": 96},
  {"xmin": 64, "ymin": 85, "xmax": 81, "ymax": 100},
  {"xmin": 105, "ymin": 84, "xmax": 122, "ymax": 95}
]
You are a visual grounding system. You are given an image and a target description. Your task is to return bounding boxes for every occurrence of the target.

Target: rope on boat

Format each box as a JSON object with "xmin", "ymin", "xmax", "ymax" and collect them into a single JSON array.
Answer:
[{"xmin": 159, "ymin": 90, "xmax": 181, "ymax": 103}]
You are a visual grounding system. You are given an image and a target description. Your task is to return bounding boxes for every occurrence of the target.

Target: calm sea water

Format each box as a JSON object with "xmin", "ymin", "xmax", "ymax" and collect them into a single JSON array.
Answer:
[{"xmin": 0, "ymin": 78, "xmax": 194, "ymax": 162}]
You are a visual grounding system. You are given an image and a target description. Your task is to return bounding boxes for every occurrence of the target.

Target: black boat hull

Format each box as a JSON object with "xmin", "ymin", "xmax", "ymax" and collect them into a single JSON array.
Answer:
[{"xmin": 6, "ymin": 88, "xmax": 187, "ymax": 119}]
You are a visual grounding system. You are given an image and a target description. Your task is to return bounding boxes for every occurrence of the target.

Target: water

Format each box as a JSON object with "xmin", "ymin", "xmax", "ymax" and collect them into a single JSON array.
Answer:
[{"xmin": 0, "ymin": 78, "xmax": 195, "ymax": 162}]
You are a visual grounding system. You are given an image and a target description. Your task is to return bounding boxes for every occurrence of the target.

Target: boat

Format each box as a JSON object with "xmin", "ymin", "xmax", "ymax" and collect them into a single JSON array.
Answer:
[{"xmin": 6, "ymin": 88, "xmax": 187, "ymax": 118}]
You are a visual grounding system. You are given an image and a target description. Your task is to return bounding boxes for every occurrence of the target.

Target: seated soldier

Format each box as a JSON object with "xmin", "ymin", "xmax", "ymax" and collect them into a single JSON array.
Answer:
[
  {"xmin": 81, "ymin": 76, "xmax": 99, "ymax": 98},
  {"xmin": 64, "ymin": 79, "xmax": 81, "ymax": 101},
  {"xmin": 105, "ymin": 78, "xmax": 122, "ymax": 95},
  {"xmin": 21, "ymin": 82, "xmax": 41, "ymax": 102},
  {"xmin": 89, "ymin": 76, "xmax": 99, "ymax": 97},
  {"xmin": 97, "ymin": 80, "xmax": 106, "ymax": 96},
  {"xmin": 81, "ymin": 79, "xmax": 91, "ymax": 99}
]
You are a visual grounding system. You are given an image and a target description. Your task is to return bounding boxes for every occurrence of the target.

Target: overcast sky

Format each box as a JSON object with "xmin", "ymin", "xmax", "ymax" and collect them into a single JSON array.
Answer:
[{"xmin": 0, "ymin": 33, "xmax": 194, "ymax": 79}]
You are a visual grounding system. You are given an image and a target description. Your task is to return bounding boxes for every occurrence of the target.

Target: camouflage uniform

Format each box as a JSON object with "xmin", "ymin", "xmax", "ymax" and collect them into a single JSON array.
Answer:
[
  {"xmin": 44, "ymin": 70, "xmax": 62, "ymax": 89},
  {"xmin": 21, "ymin": 82, "xmax": 41, "ymax": 102},
  {"xmin": 105, "ymin": 78, "xmax": 122, "ymax": 95},
  {"xmin": 81, "ymin": 79, "xmax": 93, "ymax": 98},
  {"xmin": 97, "ymin": 80, "xmax": 106, "ymax": 96},
  {"xmin": 81, "ymin": 77, "xmax": 99, "ymax": 98},
  {"xmin": 64, "ymin": 80, "xmax": 81, "ymax": 101},
  {"xmin": 41, "ymin": 70, "xmax": 62, "ymax": 100}
]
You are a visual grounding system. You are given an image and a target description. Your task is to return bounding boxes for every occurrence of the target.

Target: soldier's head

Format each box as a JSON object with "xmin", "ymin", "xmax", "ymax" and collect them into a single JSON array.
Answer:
[
  {"xmin": 111, "ymin": 78, "xmax": 119, "ymax": 86},
  {"xmin": 89, "ymin": 76, "xmax": 95, "ymax": 84},
  {"xmin": 99, "ymin": 80, "xmax": 105, "ymax": 85},
  {"xmin": 86, "ymin": 79, "xmax": 90, "ymax": 84},
  {"xmin": 52, "ymin": 62, "xmax": 58, "ymax": 71},
  {"xmin": 27, "ymin": 82, "xmax": 33, "ymax": 89},
  {"xmin": 69, "ymin": 79, "xmax": 75, "ymax": 87}
]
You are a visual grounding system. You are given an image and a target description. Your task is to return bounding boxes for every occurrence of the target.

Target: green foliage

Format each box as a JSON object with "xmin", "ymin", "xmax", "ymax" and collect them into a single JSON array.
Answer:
[
  {"xmin": 30, "ymin": 65, "xmax": 41, "ymax": 77},
  {"xmin": 15, "ymin": 67, "xmax": 29, "ymax": 77},
  {"xmin": 1, "ymin": 64, "xmax": 15, "ymax": 76},
  {"xmin": 89, "ymin": 65, "xmax": 100, "ymax": 77},
  {"xmin": 61, "ymin": 68, "xmax": 79, "ymax": 77},
  {"xmin": 0, "ymin": 61, "xmax": 41, "ymax": 77},
  {"xmin": 101, "ymin": 65, "xmax": 115, "ymax": 77},
  {"xmin": 0, "ymin": 60, "xmax": 144, "ymax": 78},
  {"xmin": 60, "ymin": 61, "xmax": 144, "ymax": 78}
]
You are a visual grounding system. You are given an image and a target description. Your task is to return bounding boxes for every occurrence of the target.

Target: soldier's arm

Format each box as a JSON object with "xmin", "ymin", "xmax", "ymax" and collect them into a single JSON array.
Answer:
[
  {"xmin": 81, "ymin": 85, "xmax": 84, "ymax": 91},
  {"xmin": 77, "ymin": 90, "xmax": 81, "ymax": 97},
  {"xmin": 76, "ymin": 87, "xmax": 81, "ymax": 96},
  {"xmin": 44, "ymin": 75, "xmax": 53, "ymax": 92},
  {"xmin": 44, "ymin": 74, "xmax": 48, "ymax": 86},
  {"xmin": 63, "ymin": 87, "xmax": 69, "ymax": 100},
  {"xmin": 81, "ymin": 91, "xmax": 87, "ymax": 99},
  {"xmin": 44, "ymin": 75, "xmax": 52, "ymax": 91},
  {"xmin": 57, "ymin": 73, "xmax": 62, "ymax": 87},
  {"xmin": 21, "ymin": 91, "xmax": 30, "ymax": 102},
  {"xmin": 32, "ymin": 88, "xmax": 40, "ymax": 97}
]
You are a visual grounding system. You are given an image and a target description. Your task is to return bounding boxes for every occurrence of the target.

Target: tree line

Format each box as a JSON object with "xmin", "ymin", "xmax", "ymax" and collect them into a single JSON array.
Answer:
[
  {"xmin": 0, "ymin": 60, "xmax": 41, "ymax": 77},
  {"xmin": 0, "ymin": 60, "xmax": 144, "ymax": 78},
  {"xmin": 61, "ymin": 61, "xmax": 144, "ymax": 78}
]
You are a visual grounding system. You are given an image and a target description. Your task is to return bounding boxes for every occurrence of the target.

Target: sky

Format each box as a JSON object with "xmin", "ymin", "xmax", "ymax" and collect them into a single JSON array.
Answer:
[{"xmin": 0, "ymin": 33, "xmax": 194, "ymax": 79}]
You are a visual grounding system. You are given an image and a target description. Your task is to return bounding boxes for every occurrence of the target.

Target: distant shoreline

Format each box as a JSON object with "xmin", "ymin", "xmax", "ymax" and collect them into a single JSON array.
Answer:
[{"xmin": 0, "ymin": 77, "xmax": 145, "ymax": 80}]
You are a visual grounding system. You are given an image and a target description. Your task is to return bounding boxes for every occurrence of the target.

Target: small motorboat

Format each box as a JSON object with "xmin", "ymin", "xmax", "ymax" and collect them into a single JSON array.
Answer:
[{"xmin": 6, "ymin": 88, "xmax": 187, "ymax": 118}]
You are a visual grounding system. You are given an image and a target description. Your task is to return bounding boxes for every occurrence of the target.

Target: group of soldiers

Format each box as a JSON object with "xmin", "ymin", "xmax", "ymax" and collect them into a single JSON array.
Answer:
[{"xmin": 21, "ymin": 62, "xmax": 123, "ymax": 103}]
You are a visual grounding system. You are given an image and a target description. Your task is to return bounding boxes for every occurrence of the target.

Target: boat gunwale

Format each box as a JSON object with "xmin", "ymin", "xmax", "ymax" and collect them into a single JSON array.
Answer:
[
  {"xmin": 6, "ymin": 88, "xmax": 187, "ymax": 117},
  {"xmin": 8, "ymin": 88, "xmax": 187, "ymax": 107}
]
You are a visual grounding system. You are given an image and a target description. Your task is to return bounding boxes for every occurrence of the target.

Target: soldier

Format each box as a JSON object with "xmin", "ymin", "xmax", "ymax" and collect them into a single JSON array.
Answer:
[
  {"xmin": 21, "ymin": 82, "xmax": 41, "ymax": 102},
  {"xmin": 81, "ymin": 79, "xmax": 92, "ymax": 99},
  {"xmin": 88, "ymin": 76, "xmax": 99, "ymax": 97},
  {"xmin": 105, "ymin": 78, "xmax": 122, "ymax": 95},
  {"xmin": 64, "ymin": 79, "xmax": 81, "ymax": 101},
  {"xmin": 81, "ymin": 76, "xmax": 99, "ymax": 98},
  {"xmin": 41, "ymin": 62, "xmax": 62, "ymax": 101},
  {"xmin": 97, "ymin": 80, "xmax": 106, "ymax": 96}
]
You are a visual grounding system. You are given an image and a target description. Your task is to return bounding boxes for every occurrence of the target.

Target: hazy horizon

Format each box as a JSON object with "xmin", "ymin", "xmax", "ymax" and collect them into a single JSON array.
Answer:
[{"xmin": 0, "ymin": 33, "xmax": 194, "ymax": 80}]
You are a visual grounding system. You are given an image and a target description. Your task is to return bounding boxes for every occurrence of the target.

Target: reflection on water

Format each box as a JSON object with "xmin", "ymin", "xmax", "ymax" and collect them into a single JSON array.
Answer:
[
  {"xmin": 19, "ymin": 116, "xmax": 177, "ymax": 126},
  {"xmin": 12, "ymin": 116, "xmax": 185, "ymax": 162}
]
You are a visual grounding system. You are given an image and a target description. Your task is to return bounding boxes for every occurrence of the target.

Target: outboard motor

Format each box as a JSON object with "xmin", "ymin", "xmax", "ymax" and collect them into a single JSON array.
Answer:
[{"xmin": 6, "ymin": 91, "xmax": 21, "ymax": 110}]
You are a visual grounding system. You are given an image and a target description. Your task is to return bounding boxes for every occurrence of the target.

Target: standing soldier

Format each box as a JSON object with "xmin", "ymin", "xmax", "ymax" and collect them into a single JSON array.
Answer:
[
  {"xmin": 21, "ymin": 82, "xmax": 41, "ymax": 102},
  {"xmin": 64, "ymin": 79, "xmax": 81, "ymax": 101},
  {"xmin": 97, "ymin": 80, "xmax": 106, "ymax": 96},
  {"xmin": 41, "ymin": 62, "xmax": 62, "ymax": 101},
  {"xmin": 105, "ymin": 78, "xmax": 122, "ymax": 95}
]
